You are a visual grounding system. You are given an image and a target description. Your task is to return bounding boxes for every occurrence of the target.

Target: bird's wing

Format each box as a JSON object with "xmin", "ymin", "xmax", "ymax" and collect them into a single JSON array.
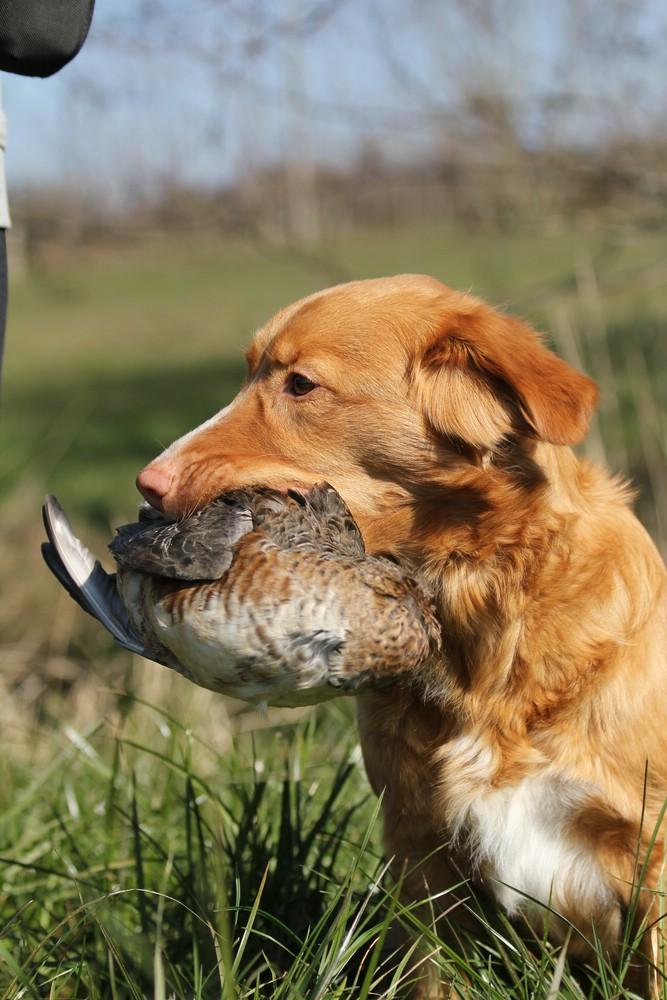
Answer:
[
  {"xmin": 247, "ymin": 483, "xmax": 366, "ymax": 557},
  {"xmin": 109, "ymin": 497, "xmax": 254, "ymax": 580},
  {"xmin": 41, "ymin": 495, "xmax": 146, "ymax": 656}
]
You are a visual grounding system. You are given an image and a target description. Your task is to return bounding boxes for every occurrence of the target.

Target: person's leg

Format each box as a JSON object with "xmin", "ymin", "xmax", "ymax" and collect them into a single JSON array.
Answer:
[{"xmin": 0, "ymin": 228, "xmax": 7, "ymax": 385}]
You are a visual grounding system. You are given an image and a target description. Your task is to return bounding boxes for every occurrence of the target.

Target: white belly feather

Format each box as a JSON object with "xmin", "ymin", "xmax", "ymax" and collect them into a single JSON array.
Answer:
[{"xmin": 121, "ymin": 571, "xmax": 351, "ymax": 705}]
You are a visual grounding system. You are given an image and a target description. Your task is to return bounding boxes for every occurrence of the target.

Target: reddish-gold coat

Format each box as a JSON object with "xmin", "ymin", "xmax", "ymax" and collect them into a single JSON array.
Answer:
[{"xmin": 137, "ymin": 275, "xmax": 667, "ymax": 995}]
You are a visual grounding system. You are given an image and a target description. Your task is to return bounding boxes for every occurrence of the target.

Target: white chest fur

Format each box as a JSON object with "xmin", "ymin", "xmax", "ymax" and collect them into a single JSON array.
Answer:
[{"xmin": 440, "ymin": 736, "xmax": 615, "ymax": 931}]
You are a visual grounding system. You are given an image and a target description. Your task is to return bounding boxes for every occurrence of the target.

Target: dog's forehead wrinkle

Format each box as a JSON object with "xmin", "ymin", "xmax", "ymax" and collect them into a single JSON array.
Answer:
[
  {"xmin": 250, "ymin": 274, "xmax": 471, "ymax": 346},
  {"xmin": 256, "ymin": 277, "xmax": 457, "ymax": 359}
]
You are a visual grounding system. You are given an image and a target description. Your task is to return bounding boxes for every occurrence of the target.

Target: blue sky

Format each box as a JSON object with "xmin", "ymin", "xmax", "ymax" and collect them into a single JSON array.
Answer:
[{"xmin": 4, "ymin": 0, "xmax": 666, "ymax": 204}]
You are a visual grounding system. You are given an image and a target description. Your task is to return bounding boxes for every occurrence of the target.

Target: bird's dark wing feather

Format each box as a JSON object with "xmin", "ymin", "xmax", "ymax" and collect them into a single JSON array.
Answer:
[
  {"xmin": 109, "ymin": 496, "xmax": 254, "ymax": 580},
  {"xmin": 41, "ymin": 495, "xmax": 146, "ymax": 656}
]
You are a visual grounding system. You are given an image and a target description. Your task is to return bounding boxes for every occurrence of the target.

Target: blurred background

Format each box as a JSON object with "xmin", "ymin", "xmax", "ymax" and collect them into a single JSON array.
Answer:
[
  {"xmin": 0, "ymin": 0, "xmax": 665, "ymax": 747},
  {"xmin": 0, "ymin": 3, "xmax": 665, "ymax": 993},
  {"xmin": 1, "ymin": 0, "xmax": 666, "ymax": 746}
]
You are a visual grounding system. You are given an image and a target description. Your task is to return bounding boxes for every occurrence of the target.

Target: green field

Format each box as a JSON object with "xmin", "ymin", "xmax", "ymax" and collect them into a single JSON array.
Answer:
[
  {"xmin": 0, "ymin": 225, "xmax": 665, "ymax": 997},
  {"xmin": 3, "ymin": 225, "xmax": 666, "ymax": 525}
]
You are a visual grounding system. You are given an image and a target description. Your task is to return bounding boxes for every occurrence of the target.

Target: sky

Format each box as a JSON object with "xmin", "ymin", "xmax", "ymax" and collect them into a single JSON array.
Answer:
[{"xmin": 4, "ymin": 0, "xmax": 666, "ymax": 205}]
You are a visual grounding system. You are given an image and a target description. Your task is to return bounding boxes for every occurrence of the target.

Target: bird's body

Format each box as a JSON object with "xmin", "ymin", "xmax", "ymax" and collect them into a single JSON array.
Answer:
[{"xmin": 42, "ymin": 485, "xmax": 441, "ymax": 707}]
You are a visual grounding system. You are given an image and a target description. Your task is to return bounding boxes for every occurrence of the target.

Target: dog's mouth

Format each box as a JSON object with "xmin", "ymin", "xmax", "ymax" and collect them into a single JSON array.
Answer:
[
  {"xmin": 138, "ymin": 478, "xmax": 324, "ymax": 524},
  {"xmin": 137, "ymin": 499, "xmax": 176, "ymax": 523}
]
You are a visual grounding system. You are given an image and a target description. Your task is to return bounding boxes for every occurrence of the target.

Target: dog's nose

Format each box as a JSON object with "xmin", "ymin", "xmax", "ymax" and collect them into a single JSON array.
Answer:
[{"xmin": 136, "ymin": 464, "xmax": 173, "ymax": 512}]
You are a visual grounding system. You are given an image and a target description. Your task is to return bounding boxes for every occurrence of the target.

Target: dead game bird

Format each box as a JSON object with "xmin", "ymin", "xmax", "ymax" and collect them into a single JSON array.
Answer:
[{"xmin": 41, "ymin": 485, "xmax": 441, "ymax": 707}]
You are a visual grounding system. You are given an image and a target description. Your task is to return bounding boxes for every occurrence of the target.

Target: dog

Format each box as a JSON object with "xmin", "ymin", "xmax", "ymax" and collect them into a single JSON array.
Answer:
[{"xmin": 136, "ymin": 274, "xmax": 667, "ymax": 995}]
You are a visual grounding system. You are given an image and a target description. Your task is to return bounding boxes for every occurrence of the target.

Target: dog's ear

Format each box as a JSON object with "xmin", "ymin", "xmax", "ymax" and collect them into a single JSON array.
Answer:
[{"xmin": 416, "ymin": 306, "xmax": 598, "ymax": 449}]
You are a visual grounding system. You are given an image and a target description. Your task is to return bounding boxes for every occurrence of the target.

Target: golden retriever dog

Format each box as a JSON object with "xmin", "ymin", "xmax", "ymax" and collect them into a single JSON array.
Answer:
[{"xmin": 137, "ymin": 275, "xmax": 667, "ymax": 996}]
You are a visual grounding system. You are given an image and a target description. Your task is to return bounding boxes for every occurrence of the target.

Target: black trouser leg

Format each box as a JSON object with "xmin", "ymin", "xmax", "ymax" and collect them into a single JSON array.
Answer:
[{"xmin": 0, "ymin": 229, "xmax": 7, "ymax": 387}]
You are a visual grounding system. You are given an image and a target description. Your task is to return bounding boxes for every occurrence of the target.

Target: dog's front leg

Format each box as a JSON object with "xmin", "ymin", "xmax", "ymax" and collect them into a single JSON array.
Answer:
[{"xmin": 357, "ymin": 690, "xmax": 470, "ymax": 998}]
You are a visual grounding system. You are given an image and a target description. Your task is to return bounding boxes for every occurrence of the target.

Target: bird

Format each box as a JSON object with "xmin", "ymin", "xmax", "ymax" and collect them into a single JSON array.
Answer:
[{"xmin": 41, "ymin": 485, "xmax": 442, "ymax": 707}]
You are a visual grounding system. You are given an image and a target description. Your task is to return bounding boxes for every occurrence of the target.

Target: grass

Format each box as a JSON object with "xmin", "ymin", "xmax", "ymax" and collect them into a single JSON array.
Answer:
[
  {"xmin": 0, "ymin": 699, "xmax": 381, "ymax": 998},
  {"xmin": 1, "ymin": 698, "xmax": 664, "ymax": 998},
  {"xmin": 0, "ymin": 222, "xmax": 666, "ymax": 996}
]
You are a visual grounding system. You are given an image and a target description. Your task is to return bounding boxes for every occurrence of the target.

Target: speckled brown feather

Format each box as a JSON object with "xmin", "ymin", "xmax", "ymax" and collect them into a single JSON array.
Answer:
[{"xmin": 147, "ymin": 535, "xmax": 438, "ymax": 674}]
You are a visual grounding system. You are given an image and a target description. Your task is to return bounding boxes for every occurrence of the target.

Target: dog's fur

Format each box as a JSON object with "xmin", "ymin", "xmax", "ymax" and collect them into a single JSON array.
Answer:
[{"xmin": 137, "ymin": 275, "xmax": 667, "ymax": 993}]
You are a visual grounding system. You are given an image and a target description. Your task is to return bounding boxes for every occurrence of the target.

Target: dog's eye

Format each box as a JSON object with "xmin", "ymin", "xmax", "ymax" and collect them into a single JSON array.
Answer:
[{"xmin": 286, "ymin": 373, "xmax": 317, "ymax": 397}]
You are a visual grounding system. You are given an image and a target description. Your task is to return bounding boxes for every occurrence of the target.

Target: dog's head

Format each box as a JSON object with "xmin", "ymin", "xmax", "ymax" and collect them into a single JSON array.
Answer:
[{"xmin": 137, "ymin": 275, "xmax": 597, "ymax": 561}]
